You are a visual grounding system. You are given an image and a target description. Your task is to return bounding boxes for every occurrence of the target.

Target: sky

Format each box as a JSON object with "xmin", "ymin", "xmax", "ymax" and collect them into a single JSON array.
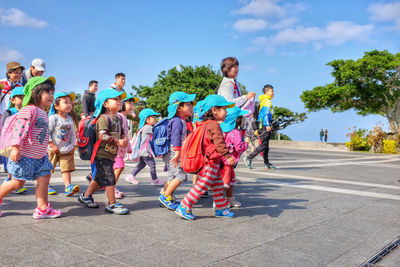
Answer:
[{"xmin": 0, "ymin": 0, "xmax": 399, "ymax": 142}]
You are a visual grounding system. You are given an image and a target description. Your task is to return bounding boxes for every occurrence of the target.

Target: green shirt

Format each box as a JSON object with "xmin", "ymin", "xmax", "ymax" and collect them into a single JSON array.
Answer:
[{"xmin": 96, "ymin": 114, "xmax": 123, "ymax": 161}]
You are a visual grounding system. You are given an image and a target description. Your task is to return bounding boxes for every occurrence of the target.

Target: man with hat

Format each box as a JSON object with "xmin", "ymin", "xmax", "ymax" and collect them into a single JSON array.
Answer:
[{"xmin": 21, "ymin": 58, "xmax": 46, "ymax": 86}]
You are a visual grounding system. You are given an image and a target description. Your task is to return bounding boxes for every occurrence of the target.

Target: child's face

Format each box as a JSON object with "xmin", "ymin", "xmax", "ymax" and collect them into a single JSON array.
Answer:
[
  {"xmin": 146, "ymin": 116, "xmax": 157, "ymax": 126},
  {"xmin": 8, "ymin": 68, "xmax": 23, "ymax": 83},
  {"xmin": 104, "ymin": 96, "xmax": 122, "ymax": 114},
  {"xmin": 227, "ymin": 65, "xmax": 239, "ymax": 79},
  {"xmin": 55, "ymin": 96, "xmax": 72, "ymax": 114},
  {"xmin": 265, "ymin": 88, "xmax": 274, "ymax": 98},
  {"xmin": 177, "ymin": 102, "xmax": 194, "ymax": 118},
  {"xmin": 11, "ymin": 95, "xmax": 24, "ymax": 109},
  {"xmin": 212, "ymin": 106, "xmax": 227, "ymax": 122},
  {"xmin": 115, "ymin": 76, "xmax": 126, "ymax": 88},
  {"xmin": 123, "ymin": 100, "xmax": 135, "ymax": 114},
  {"xmin": 40, "ymin": 90, "xmax": 55, "ymax": 108}
]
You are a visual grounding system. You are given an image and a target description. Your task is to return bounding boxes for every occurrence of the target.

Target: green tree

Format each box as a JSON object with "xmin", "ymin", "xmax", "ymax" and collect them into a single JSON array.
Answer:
[
  {"xmin": 272, "ymin": 106, "xmax": 307, "ymax": 130},
  {"xmin": 132, "ymin": 65, "xmax": 246, "ymax": 117},
  {"xmin": 300, "ymin": 50, "xmax": 400, "ymax": 133}
]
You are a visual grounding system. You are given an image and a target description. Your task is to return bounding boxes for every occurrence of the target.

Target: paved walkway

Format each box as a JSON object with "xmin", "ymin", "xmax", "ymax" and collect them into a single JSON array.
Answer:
[{"xmin": 0, "ymin": 148, "xmax": 400, "ymax": 266}]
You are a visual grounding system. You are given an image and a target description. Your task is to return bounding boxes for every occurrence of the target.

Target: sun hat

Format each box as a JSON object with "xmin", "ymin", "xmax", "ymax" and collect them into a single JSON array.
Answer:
[
  {"xmin": 49, "ymin": 92, "xmax": 76, "ymax": 116},
  {"xmin": 199, "ymin": 94, "xmax": 235, "ymax": 119},
  {"xmin": 8, "ymin": 87, "xmax": 25, "ymax": 108},
  {"xmin": 193, "ymin": 100, "xmax": 205, "ymax": 123},
  {"xmin": 94, "ymin": 88, "xmax": 127, "ymax": 118},
  {"xmin": 31, "ymin": 58, "xmax": 46, "ymax": 72},
  {"xmin": 122, "ymin": 92, "xmax": 140, "ymax": 103},
  {"xmin": 22, "ymin": 76, "xmax": 56, "ymax": 107},
  {"xmin": 220, "ymin": 106, "xmax": 250, "ymax": 133},
  {"xmin": 167, "ymin": 91, "xmax": 196, "ymax": 119},
  {"xmin": 139, "ymin": 108, "xmax": 160, "ymax": 129},
  {"xmin": 7, "ymin": 62, "xmax": 25, "ymax": 73}
]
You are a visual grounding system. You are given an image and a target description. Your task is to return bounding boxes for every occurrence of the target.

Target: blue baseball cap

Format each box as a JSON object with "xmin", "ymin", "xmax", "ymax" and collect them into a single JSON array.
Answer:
[
  {"xmin": 49, "ymin": 92, "xmax": 76, "ymax": 116},
  {"xmin": 123, "ymin": 92, "xmax": 140, "ymax": 103},
  {"xmin": 220, "ymin": 106, "xmax": 250, "ymax": 133},
  {"xmin": 193, "ymin": 100, "xmax": 205, "ymax": 123},
  {"xmin": 94, "ymin": 88, "xmax": 127, "ymax": 117},
  {"xmin": 167, "ymin": 91, "xmax": 196, "ymax": 119},
  {"xmin": 139, "ymin": 108, "xmax": 160, "ymax": 129},
  {"xmin": 8, "ymin": 87, "xmax": 25, "ymax": 108},
  {"xmin": 200, "ymin": 95, "xmax": 235, "ymax": 119}
]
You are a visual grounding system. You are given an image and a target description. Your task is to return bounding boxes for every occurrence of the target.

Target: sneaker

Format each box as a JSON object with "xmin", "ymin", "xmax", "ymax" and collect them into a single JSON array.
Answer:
[
  {"xmin": 125, "ymin": 174, "xmax": 139, "ymax": 185},
  {"xmin": 48, "ymin": 185, "xmax": 56, "ymax": 195},
  {"xmin": 227, "ymin": 197, "xmax": 241, "ymax": 207},
  {"xmin": 65, "ymin": 184, "xmax": 80, "ymax": 197},
  {"xmin": 78, "ymin": 193, "xmax": 99, "ymax": 208},
  {"xmin": 32, "ymin": 203, "xmax": 62, "ymax": 219},
  {"xmin": 214, "ymin": 208, "xmax": 235, "ymax": 218},
  {"xmin": 265, "ymin": 163, "xmax": 276, "ymax": 169},
  {"xmin": 158, "ymin": 193, "xmax": 178, "ymax": 210},
  {"xmin": 114, "ymin": 188, "xmax": 123, "ymax": 199},
  {"xmin": 13, "ymin": 187, "xmax": 27, "ymax": 194},
  {"xmin": 175, "ymin": 204, "xmax": 195, "ymax": 220},
  {"xmin": 243, "ymin": 156, "xmax": 253, "ymax": 169},
  {"xmin": 151, "ymin": 178, "xmax": 165, "ymax": 186},
  {"xmin": 105, "ymin": 202, "xmax": 129, "ymax": 215}
]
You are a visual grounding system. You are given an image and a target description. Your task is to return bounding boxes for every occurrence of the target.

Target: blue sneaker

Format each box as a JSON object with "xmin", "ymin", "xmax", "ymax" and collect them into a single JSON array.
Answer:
[
  {"xmin": 175, "ymin": 204, "xmax": 195, "ymax": 220},
  {"xmin": 105, "ymin": 202, "xmax": 129, "ymax": 215},
  {"xmin": 215, "ymin": 208, "xmax": 235, "ymax": 218},
  {"xmin": 48, "ymin": 185, "xmax": 56, "ymax": 195},
  {"xmin": 13, "ymin": 187, "xmax": 27, "ymax": 194},
  {"xmin": 158, "ymin": 193, "xmax": 178, "ymax": 210},
  {"xmin": 243, "ymin": 156, "xmax": 253, "ymax": 169},
  {"xmin": 265, "ymin": 163, "xmax": 276, "ymax": 170},
  {"xmin": 65, "ymin": 184, "xmax": 80, "ymax": 197}
]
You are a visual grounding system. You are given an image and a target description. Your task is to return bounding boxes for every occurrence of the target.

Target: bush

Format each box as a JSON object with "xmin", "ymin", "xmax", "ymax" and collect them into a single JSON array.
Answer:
[
  {"xmin": 382, "ymin": 140, "xmax": 397, "ymax": 154},
  {"xmin": 345, "ymin": 127, "xmax": 371, "ymax": 151},
  {"xmin": 368, "ymin": 124, "xmax": 386, "ymax": 153},
  {"xmin": 271, "ymin": 133, "xmax": 292, "ymax": 140}
]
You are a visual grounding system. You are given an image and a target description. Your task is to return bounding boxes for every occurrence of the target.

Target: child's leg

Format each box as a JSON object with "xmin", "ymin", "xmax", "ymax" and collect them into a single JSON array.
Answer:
[
  {"xmin": 164, "ymin": 179, "xmax": 182, "ymax": 197},
  {"xmin": 59, "ymin": 151, "xmax": 76, "ymax": 187},
  {"xmin": 105, "ymin": 185, "xmax": 116, "ymax": 204},
  {"xmin": 192, "ymin": 175, "xmax": 198, "ymax": 186},
  {"xmin": 130, "ymin": 157, "xmax": 146, "ymax": 177},
  {"xmin": 114, "ymin": 167, "xmax": 124, "ymax": 183},
  {"xmin": 0, "ymin": 179, "xmax": 26, "ymax": 199},
  {"xmin": 225, "ymin": 186, "xmax": 234, "ymax": 197},
  {"xmin": 36, "ymin": 174, "xmax": 51, "ymax": 209},
  {"xmin": 84, "ymin": 180, "xmax": 100, "ymax": 197},
  {"xmin": 62, "ymin": 171, "xmax": 72, "ymax": 188},
  {"xmin": 211, "ymin": 174, "xmax": 229, "ymax": 211},
  {"xmin": 142, "ymin": 156, "xmax": 157, "ymax": 180}
]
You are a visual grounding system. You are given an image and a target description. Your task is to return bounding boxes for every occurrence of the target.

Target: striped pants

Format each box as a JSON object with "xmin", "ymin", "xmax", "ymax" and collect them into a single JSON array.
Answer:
[{"xmin": 181, "ymin": 163, "xmax": 229, "ymax": 211}]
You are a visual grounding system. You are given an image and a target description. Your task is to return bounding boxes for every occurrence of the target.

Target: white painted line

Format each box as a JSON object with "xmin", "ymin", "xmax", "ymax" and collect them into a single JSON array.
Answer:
[{"xmin": 270, "ymin": 155, "xmax": 399, "ymax": 164}]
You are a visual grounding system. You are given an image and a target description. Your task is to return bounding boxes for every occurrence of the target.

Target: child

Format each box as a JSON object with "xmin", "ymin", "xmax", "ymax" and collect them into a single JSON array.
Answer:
[
  {"xmin": 0, "ymin": 76, "xmax": 62, "ymax": 218},
  {"xmin": 125, "ymin": 108, "xmax": 165, "ymax": 185},
  {"xmin": 78, "ymin": 88, "xmax": 129, "ymax": 215},
  {"xmin": 244, "ymin": 84, "xmax": 276, "ymax": 170},
  {"xmin": 220, "ymin": 106, "xmax": 249, "ymax": 207},
  {"xmin": 48, "ymin": 92, "xmax": 80, "ymax": 197},
  {"xmin": 175, "ymin": 94, "xmax": 236, "ymax": 220},
  {"xmin": 1, "ymin": 87, "xmax": 27, "ymax": 194},
  {"xmin": 113, "ymin": 93, "xmax": 139, "ymax": 198},
  {"xmin": 158, "ymin": 91, "xmax": 196, "ymax": 210}
]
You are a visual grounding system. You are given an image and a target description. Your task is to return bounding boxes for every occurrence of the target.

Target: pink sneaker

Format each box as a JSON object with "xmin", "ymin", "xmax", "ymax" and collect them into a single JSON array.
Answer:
[
  {"xmin": 151, "ymin": 178, "xmax": 165, "ymax": 186},
  {"xmin": 125, "ymin": 174, "xmax": 139, "ymax": 185},
  {"xmin": 115, "ymin": 188, "xmax": 123, "ymax": 199},
  {"xmin": 32, "ymin": 203, "xmax": 62, "ymax": 219}
]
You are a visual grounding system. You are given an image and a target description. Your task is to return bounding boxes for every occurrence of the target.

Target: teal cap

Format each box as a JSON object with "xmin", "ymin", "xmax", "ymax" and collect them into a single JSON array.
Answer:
[
  {"xmin": 49, "ymin": 92, "xmax": 76, "ymax": 116},
  {"xmin": 94, "ymin": 88, "xmax": 127, "ymax": 117},
  {"xmin": 193, "ymin": 100, "xmax": 205, "ymax": 123},
  {"xmin": 123, "ymin": 92, "xmax": 140, "ymax": 103},
  {"xmin": 220, "ymin": 106, "xmax": 249, "ymax": 133},
  {"xmin": 8, "ymin": 87, "xmax": 24, "ymax": 108},
  {"xmin": 139, "ymin": 108, "xmax": 160, "ymax": 129},
  {"xmin": 167, "ymin": 91, "xmax": 196, "ymax": 119},
  {"xmin": 200, "ymin": 94, "xmax": 235, "ymax": 119}
]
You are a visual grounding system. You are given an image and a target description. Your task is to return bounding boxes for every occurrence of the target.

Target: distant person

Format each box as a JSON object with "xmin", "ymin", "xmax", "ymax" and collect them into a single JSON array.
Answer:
[
  {"xmin": 320, "ymin": 129, "xmax": 324, "ymax": 142},
  {"xmin": 110, "ymin": 73, "xmax": 126, "ymax": 92},
  {"xmin": 324, "ymin": 129, "xmax": 328, "ymax": 142},
  {"xmin": 21, "ymin": 58, "xmax": 46, "ymax": 86},
  {"xmin": 82, "ymin": 80, "xmax": 98, "ymax": 119}
]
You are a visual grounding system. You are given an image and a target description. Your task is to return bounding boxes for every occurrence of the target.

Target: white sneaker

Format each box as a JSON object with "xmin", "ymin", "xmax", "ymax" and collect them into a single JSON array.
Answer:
[
  {"xmin": 125, "ymin": 174, "xmax": 139, "ymax": 185},
  {"xmin": 227, "ymin": 197, "xmax": 241, "ymax": 207},
  {"xmin": 151, "ymin": 178, "xmax": 165, "ymax": 186}
]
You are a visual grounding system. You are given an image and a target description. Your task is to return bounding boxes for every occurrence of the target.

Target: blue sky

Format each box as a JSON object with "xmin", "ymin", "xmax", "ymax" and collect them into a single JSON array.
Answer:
[{"xmin": 1, "ymin": 0, "xmax": 399, "ymax": 142}]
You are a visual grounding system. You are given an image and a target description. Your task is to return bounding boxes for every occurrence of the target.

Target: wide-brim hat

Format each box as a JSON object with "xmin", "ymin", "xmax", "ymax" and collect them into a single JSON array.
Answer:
[
  {"xmin": 8, "ymin": 87, "xmax": 25, "ymax": 108},
  {"xmin": 123, "ymin": 92, "xmax": 140, "ymax": 103},
  {"xmin": 7, "ymin": 62, "xmax": 25, "ymax": 73},
  {"xmin": 22, "ymin": 76, "xmax": 56, "ymax": 107},
  {"xmin": 139, "ymin": 108, "xmax": 160, "ymax": 129},
  {"xmin": 199, "ymin": 94, "xmax": 235, "ymax": 119},
  {"xmin": 193, "ymin": 100, "xmax": 205, "ymax": 123},
  {"xmin": 49, "ymin": 92, "xmax": 76, "ymax": 116},
  {"xmin": 94, "ymin": 88, "xmax": 127, "ymax": 117},
  {"xmin": 220, "ymin": 106, "xmax": 250, "ymax": 133},
  {"xmin": 167, "ymin": 91, "xmax": 196, "ymax": 119}
]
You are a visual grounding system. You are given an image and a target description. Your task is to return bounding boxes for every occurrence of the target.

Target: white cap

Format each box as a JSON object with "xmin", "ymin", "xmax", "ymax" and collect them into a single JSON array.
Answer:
[{"xmin": 31, "ymin": 58, "xmax": 46, "ymax": 72}]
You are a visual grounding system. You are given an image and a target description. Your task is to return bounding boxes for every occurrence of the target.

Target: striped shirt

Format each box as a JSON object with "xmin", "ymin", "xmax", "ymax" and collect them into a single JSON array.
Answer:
[{"xmin": 11, "ymin": 105, "xmax": 49, "ymax": 159}]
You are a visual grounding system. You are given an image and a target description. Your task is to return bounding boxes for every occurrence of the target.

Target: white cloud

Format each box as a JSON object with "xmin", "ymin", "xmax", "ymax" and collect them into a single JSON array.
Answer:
[
  {"xmin": 368, "ymin": 1, "xmax": 400, "ymax": 29},
  {"xmin": 0, "ymin": 7, "xmax": 47, "ymax": 28},
  {"xmin": 266, "ymin": 67, "xmax": 277, "ymax": 74},
  {"xmin": 175, "ymin": 65, "xmax": 182, "ymax": 72},
  {"xmin": 233, "ymin": 18, "xmax": 267, "ymax": 32},
  {"xmin": 0, "ymin": 47, "xmax": 23, "ymax": 62},
  {"xmin": 270, "ymin": 16, "xmax": 299, "ymax": 30},
  {"xmin": 234, "ymin": 0, "xmax": 286, "ymax": 17},
  {"xmin": 252, "ymin": 36, "xmax": 269, "ymax": 45}
]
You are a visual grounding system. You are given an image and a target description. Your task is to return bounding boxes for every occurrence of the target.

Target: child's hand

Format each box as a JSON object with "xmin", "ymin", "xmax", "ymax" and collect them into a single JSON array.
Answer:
[
  {"xmin": 10, "ymin": 146, "xmax": 21, "ymax": 162},
  {"xmin": 118, "ymin": 138, "xmax": 129, "ymax": 149},
  {"xmin": 227, "ymin": 156, "xmax": 235, "ymax": 166},
  {"xmin": 170, "ymin": 150, "xmax": 181, "ymax": 167},
  {"xmin": 50, "ymin": 143, "xmax": 59, "ymax": 154},
  {"xmin": 266, "ymin": 126, "xmax": 272, "ymax": 132}
]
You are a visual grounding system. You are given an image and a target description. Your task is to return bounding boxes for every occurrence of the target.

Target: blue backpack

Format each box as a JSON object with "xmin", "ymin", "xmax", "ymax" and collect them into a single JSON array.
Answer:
[{"xmin": 150, "ymin": 118, "xmax": 170, "ymax": 157}]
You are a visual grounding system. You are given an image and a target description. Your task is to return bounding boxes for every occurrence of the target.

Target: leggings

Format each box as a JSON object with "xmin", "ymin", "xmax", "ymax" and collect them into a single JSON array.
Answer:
[{"xmin": 130, "ymin": 156, "xmax": 157, "ymax": 180}]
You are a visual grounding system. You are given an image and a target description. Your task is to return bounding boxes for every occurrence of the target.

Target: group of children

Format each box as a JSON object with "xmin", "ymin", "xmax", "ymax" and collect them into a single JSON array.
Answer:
[{"xmin": 0, "ymin": 76, "xmax": 275, "ymax": 220}]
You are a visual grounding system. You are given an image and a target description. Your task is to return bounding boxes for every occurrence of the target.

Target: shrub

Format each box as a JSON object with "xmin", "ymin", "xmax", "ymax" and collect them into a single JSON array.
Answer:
[
  {"xmin": 345, "ymin": 126, "xmax": 371, "ymax": 151},
  {"xmin": 382, "ymin": 140, "xmax": 397, "ymax": 154},
  {"xmin": 368, "ymin": 124, "xmax": 386, "ymax": 153}
]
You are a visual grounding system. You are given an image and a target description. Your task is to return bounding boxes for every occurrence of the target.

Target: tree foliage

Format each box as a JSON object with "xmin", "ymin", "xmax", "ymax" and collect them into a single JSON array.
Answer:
[
  {"xmin": 132, "ymin": 65, "xmax": 246, "ymax": 117},
  {"xmin": 300, "ymin": 50, "xmax": 400, "ymax": 132},
  {"xmin": 272, "ymin": 106, "xmax": 307, "ymax": 130}
]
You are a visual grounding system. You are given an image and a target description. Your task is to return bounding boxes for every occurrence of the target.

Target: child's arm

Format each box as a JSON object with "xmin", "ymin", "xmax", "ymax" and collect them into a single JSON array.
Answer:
[
  {"xmin": 48, "ymin": 115, "xmax": 59, "ymax": 153},
  {"xmin": 169, "ymin": 119, "xmax": 184, "ymax": 167}
]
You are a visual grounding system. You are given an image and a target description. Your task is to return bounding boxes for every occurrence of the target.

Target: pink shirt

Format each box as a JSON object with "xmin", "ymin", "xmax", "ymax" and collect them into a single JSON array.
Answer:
[
  {"xmin": 116, "ymin": 113, "xmax": 131, "ymax": 158},
  {"xmin": 222, "ymin": 129, "xmax": 248, "ymax": 165}
]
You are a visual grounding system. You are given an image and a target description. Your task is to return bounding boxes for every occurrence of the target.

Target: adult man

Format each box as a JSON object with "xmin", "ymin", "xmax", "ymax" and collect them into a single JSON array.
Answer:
[
  {"xmin": 81, "ymin": 80, "xmax": 98, "ymax": 118},
  {"xmin": 110, "ymin": 73, "xmax": 126, "ymax": 92},
  {"xmin": 21, "ymin": 58, "xmax": 46, "ymax": 86}
]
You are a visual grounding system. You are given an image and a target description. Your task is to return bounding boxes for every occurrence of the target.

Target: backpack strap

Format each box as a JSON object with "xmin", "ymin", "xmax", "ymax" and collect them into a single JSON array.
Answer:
[{"xmin": 90, "ymin": 114, "xmax": 113, "ymax": 164}]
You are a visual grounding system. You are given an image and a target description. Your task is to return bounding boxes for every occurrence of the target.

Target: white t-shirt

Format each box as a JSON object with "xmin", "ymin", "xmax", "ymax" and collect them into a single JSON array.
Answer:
[{"xmin": 48, "ymin": 114, "xmax": 76, "ymax": 154}]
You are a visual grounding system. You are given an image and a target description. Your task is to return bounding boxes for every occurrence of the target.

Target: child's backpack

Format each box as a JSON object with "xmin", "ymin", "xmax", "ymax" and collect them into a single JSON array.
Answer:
[
  {"xmin": 127, "ymin": 128, "xmax": 142, "ymax": 162},
  {"xmin": 180, "ymin": 121, "xmax": 213, "ymax": 174},
  {"xmin": 150, "ymin": 118, "xmax": 170, "ymax": 157}
]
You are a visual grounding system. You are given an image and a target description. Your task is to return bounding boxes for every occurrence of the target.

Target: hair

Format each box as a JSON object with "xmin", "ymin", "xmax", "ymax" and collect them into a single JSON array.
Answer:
[
  {"xmin": 115, "ymin": 73, "xmax": 125, "ymax": 79},
  {"xmin": 202, "ymin": 109, "xmax": 216, "ymax": 121},
  {"xmin": 262, "ymin": 84, "xmax": 274, "ymax": 94},
  {"xmin": 235, "ymin": 116, "xmax": 243, "ymax": 129},
  {"xmin": 121, "ymin": 98, "xmax": 135, "ymax": 111},
  {"xmin": 220, "ymin": 57, "xmax": 239, "ymax": 77},
  {"xmin": 28, "ymin": 80, "xmax": 55, "ymax": 106},
  {"xmin": 53, "ymin": 95, "xmax": 72, "ymax": 114},
  {"xmin": 89, "ymin": 80, "xmax": 98, "ymax": 87}
]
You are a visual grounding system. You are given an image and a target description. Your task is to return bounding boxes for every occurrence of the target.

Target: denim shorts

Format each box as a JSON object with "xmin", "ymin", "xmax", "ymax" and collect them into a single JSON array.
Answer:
[{"xmin": 7, "ymin": 155, "xmax": 53, "ymax": 181}]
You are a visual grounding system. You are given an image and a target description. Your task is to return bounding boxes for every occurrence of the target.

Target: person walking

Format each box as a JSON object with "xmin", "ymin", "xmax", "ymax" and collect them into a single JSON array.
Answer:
[
  {"xmin": 81, "ymin": 80, "xmax": 98, "ymax": 119},
  {"xmin": 320, "ymin": 129, "xmax": 324, "ymax": 142},
  {"xmin": 324, "ymin": 129, "xmax": 328, "ymax": 142}
]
